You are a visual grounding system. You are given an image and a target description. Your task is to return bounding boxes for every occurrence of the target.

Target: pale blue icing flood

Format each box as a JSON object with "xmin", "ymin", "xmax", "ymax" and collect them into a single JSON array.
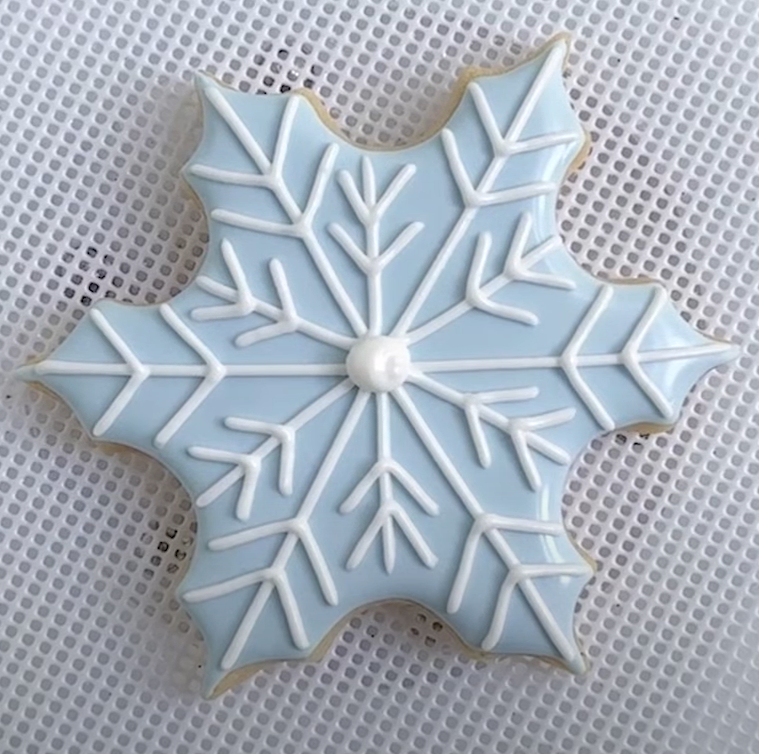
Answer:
[{"xmin": 22, "ymin": 39, "xmax": 734, "ymax": 696}]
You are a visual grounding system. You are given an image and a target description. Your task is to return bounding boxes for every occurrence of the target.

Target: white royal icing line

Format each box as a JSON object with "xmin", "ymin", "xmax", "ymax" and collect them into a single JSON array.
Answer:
[
  {"xmin": 155, "ymin": 304, "xmax": 227, "ymax": 448},
  {"xmin": 465, "ymin": 232, "xmax": 539, "ymax": 326},
  {"xmin": 392, "ymin": 386, "xmax": 590, "ymax": 666},
  {"xmin": 193, "ymin": 87, "xmax": 368, "ymax": 336},
  {"xmin": 480, "ymin": 561, "xmax": 590, "ymax": 651},
  {"xmin": 330, "ymin": 157, "xmax": 423, "ymax": 335},
  {"xmin": 347, "ymin": 497, "xmax": 437, "ymax": 574},
  {"xmin": 412, "ymin": 285, "xmax": 733, "ymax": 430},
  {"xmin": 220, "ymin": 568, "xmax": 306, "ymax": 668},
  {"xmin": 499, "ymin": 215, "xmax": 574, "ymax": 291},
  {"xmin": 340, "ymin": 392, "xmax": 439, "ymax": 573},
  {"xmin": 200, "ymin": 79, "xmax": 273, "ymax": 172},
  {"xmin": 207, "ymin": 518, "xmax": 338, "ymax": 606},
  {"xmin": 391, "ymin": 42, "xmax": 568, "ymax": 336},
  {"xmin": 496, "ymin": 131, "xmax": 580, "ymax": 155},
  {"xmin": 377, "ymin": 222, "xmax": 425, "ymax": 269},
  {"xmin": 33, "ymin": 359, "xmax": 346, "ymax": 378},
  {"xmin": 192, "ymin": 240, "xmax": 355, "ymax": 350},
  {"xmin": 405, "ymin": 213, "xmax": 570, "ymax": 344},
  {"xmin": 233, "ymin": 259, "xmax": 297, "ymax": 347},
  {"xmin": 190, "ymin": 378, "xmax": 355, "ymax": 518},
  {"xmin": 160, "ymin": 303, "xmax": 346, "ymax": 447},
  {"xmin": 183, "ymin": 566, "xmax": 278, "ymax": 603},
  {"xmin": 187, "ymin": 164, "xmax": 272, "ymax": 187},
  {"xmin": 620, "ymin": 285, "xmax": 677, "ymax": 422},
  {"xmin": 468, "ymin": 82, "xmax": 580, "ymax": 159},
  {"xmin": 87, "ymin": 309, "xmax": 150, "ymax": 437},
  {"xmin": 560, "ymin": 285, "xmax": 616, "ymax": 430},
  {"xmin": 441, "ymin": 127, "xmax": 557, "ymax": 209},
  {"xmin": 408, "ymin": 371, "xmax": 573, "ymax": 490},
  {"xmin": 193, "ymin": 238, "xmax": 258, "ymax": 321},
  {"xmin": 447, "ymin": 512, "xmax": 566, "ymax": 613},
  {"xmin": 412, "ymin": 343, "xmax": 734, "ymax": 372},
  {"xmin": 463, "ymin": 386, "xmax": 540, "ymax": 469},
  {"xmin": 222, "ymin": 418, "xmax": 296, "ymax": 496},
  {"xmin": 185, "ymin": 390, "xmax": 370, "ymax": 667}
]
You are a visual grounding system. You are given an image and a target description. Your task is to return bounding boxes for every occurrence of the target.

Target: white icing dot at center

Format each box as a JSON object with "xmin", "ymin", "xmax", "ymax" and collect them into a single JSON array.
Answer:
[{"xmin": 346, "ymin": 337, "xmax": 411, "ymax": 393}]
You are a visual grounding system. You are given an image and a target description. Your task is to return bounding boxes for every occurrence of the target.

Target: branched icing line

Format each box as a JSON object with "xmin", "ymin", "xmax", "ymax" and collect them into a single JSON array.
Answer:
[
  {"xmin": 327, "ymin": 155, "xmax": 440, "ymax": 570},
  {"xmin": 406, "ymin": 212, "xmax": 574, "ymax": 344},
  {"xmin": 408, "ymin": 372, "xmax": 574, "ymax": 491},
  {"xmin": 329, "ymin": 156, "xmax": 424, "ymax": 335},
  {"xmin": 392, "ymin": 42, "xmax": 580, "ymax": 336},
  {"xmin": 192, "ymin": 239, "xmax": 355, "ymax": 351},
  {"xmin": 340, "ymin": 392, "xmax": 439, "ymax": 573},
  {"xmin": 153, "ymin": 305, "xmax": 227, "ymax": 448},
  {"xmin": 446, "ymin": 506, "xmax": 587, "ymax": 651},
  {"xmin": 184, "ymin": 389, "xmax": 371, "ymax": 668},
  {"xmin": 189, "ymin": 378, "xmax": 355, "ymax": 519},
  {"xmin": 31, "ymin": 304, "xmax": 347, "ymax": 449},
  {"xmin": 414, "ymin": 285, "xmax": 734, "ymax": 431},
  {"xmin": 392, "ymin": 386, "xmax": 590, "ymax": 669},
  {"xmin": 190, "ymin": 83, "xmax": 367, "ymax": 336}
]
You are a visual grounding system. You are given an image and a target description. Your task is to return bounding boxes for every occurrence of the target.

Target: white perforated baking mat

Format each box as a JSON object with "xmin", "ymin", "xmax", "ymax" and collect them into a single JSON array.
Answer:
[{"xmin": 1, "ymin": 0, "xmax": 756, "ymax": 752}]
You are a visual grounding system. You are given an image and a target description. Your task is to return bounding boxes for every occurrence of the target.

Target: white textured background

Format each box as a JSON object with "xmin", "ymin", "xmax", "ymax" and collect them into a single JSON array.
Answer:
[{"xmin": 1, "ymin": 1, "xmax": 756, "ymax": 752}]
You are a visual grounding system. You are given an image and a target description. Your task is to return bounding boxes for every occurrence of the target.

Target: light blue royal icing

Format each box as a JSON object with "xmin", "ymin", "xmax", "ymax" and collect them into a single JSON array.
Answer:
[{"xmin": 21, "ymin": 39, "xmax": 735, "ymax": 697}]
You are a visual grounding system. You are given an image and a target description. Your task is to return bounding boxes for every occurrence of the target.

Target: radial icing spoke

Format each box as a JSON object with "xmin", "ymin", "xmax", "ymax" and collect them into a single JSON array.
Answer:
[
  {"xmin": 392, "ymin": 387, "xmax": 588, "ymax": 662},
  {"xmin": 193, "ymin": 83, "xmax": 367, "ymax": 336},
  {"xmin": 392, "ymin": 42, "xmax": 568, "ymax": 336}
]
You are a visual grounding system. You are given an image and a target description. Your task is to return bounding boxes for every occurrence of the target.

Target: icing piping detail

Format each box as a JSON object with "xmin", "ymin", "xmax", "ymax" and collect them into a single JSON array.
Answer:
[
  {"xmin": 407, "ymin": 212, "xmax": 571, "ymax": 343},
  {"xmin": 408, "ymin": 371, "xmax": 573, "ymax": 490},
  {"xmin": 190, "ymin": 378, "xmax": 355, "ymax": 519},
  {"xmin": 468, "ymin": 81, "xmax": 580, "ymax": 158},
  {"xmin": 191, "ymin": 88, "xmax": 367, "ymax": 336},
  {"xmin": 86, "ymin": 309, "xmax": 150, "ymax": 437},
  {"xmin": 184, "ymin": 389, "xmax": 370, "ymax": 669},
  {"xmin": 392, "ymin": 42, "xmax": 571, "ymax": 336},
  {"xmin": 392, "ymin": 386, "xmax": 589, "ymax": 670},
  {"xmin": 414, "ymin": 286, "xmax": 732, "ymax": 430},
  {"xmin": 330, "ymin": 157, "xmax": 423, "ymax": 335},
  {"xmin": 155, "ymin": 304, "xmax": 228, "ymax": 448},
  {"xmin": 192, "ymin": 239, "xmax": 355, "ymax": 351},
  {"xmin": 340, "ymin": 391, "xmax": 439, "ymax": 573}
]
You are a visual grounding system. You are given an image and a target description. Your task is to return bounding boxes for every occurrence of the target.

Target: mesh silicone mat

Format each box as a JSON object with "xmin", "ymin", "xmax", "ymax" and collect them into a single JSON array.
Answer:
[{"xmin": 1, "ymin": 1, "xmax": 756, "ymax": 752}]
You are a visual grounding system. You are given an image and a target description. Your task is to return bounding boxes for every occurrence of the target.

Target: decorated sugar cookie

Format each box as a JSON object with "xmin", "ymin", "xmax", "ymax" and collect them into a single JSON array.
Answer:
[{"xmin": 20, "ymin": 38, "xmax": 734, "ymax": 697}]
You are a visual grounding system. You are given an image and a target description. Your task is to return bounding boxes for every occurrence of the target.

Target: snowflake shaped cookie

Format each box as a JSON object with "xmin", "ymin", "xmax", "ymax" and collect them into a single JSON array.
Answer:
[{"xmin": 22, "ymin": 39, "xmax": 734, "ymax": 696}]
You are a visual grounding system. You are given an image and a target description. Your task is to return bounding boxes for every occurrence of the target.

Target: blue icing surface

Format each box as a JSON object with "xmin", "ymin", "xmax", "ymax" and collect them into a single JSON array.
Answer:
[{"xmin": 23, "ymin": 38, "xmax": 735, "ymax": 696}]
